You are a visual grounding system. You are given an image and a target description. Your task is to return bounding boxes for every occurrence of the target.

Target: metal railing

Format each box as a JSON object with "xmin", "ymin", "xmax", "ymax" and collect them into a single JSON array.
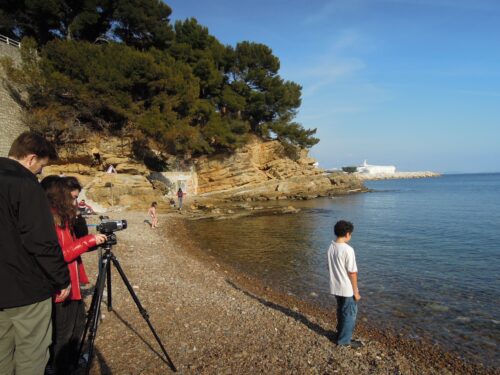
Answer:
[{"xmin": 0, "ymin": 35, "xmax": 21, "ymax": 48}]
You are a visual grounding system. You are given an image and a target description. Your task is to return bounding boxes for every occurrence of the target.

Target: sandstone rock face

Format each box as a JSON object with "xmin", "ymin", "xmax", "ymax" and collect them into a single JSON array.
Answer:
[
  {"xmin": 44, "ymin": 163, "xmax": 93, "ymax": 176},
  {"xmin": 44, "ymin": 134, "xmax": 364, "ymax": 206},
  {"xmin": 56, "ymin": 134, "xmax": 148, "ymax": 176},
  {"xmin": 85, "ymin": 173, "xmax": 159, "ymax": 208},
  {"xmin": 43, "ymin": 135, "xmax": 161, "ymax": 209},
  {"xmin": 195, "ymin": 138, "xmax": 365, "ymax": 199}
]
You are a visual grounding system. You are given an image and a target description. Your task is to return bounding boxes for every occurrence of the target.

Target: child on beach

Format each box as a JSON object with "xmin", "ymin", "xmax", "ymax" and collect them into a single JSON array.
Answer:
[
  {"xmin": 148, "ymin": 202, "xmax": 158, "ymax": 228},
  {"xmin": 327, "ymin": 220, "xmax": 362, "ymax": 348}
]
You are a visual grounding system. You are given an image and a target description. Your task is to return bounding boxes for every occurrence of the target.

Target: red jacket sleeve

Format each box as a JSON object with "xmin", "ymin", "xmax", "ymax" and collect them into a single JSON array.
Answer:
[{"xmin": 61, "ymin": 234, "xmax": 97, "ymax": 263}]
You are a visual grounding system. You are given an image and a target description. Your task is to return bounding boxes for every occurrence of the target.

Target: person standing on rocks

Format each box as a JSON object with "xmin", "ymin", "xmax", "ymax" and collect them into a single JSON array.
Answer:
[
  {"xmin": 327, "ymin": 220, "xmax": 362, "ymax": 348},
  {"xmin": 177, "ymin": 188, "xmax": 184, "ymax": 210},
  {"xmin": 0, "ymin": 132, "xmax": 71, "ymax": 374},
  {"xmin": 148, "ymin": 202, "xmax": 159, "ymax": 228},
  {"xmin": 91, "ymin": 146, "xmax": 101, "ymax": 166}
]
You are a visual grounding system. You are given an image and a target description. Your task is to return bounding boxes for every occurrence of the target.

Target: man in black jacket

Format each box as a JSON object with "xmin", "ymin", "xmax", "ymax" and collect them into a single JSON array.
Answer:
[{"xmin": 0, "ymin": 132, "xmax": 70, "ymax": 375}]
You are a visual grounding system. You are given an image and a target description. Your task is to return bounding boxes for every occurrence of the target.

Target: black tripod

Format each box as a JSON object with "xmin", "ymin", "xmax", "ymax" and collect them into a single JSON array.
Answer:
[{"xmin": 79, "ymin": 240, "xmax": 177, "ymax": 374}]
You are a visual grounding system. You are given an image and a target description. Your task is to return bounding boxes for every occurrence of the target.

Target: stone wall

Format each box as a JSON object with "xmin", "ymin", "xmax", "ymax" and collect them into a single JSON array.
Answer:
[{"xmin": 0, "ymin": 40, "xmax": 27, "ymax": 157}]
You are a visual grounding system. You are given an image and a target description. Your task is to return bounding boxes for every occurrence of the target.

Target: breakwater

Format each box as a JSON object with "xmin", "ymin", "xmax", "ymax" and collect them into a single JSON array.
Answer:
[{"xmin": 355, "ymin": 171, "xmax": 440, "ymax": 180}]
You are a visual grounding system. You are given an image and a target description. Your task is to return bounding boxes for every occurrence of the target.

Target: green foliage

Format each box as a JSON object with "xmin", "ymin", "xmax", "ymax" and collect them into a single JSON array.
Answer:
[
  {"xmin": 112, "ymin": 0, "xmax": 174, "ymax": 49},
  {"xmin": 0, "ymin": 0, "xmax": 62, "ymax": 44},
  {"xmin": 264, "ymin": 120, "xmax": 319, "ymax": 149},
  {"xmin": 342, "ymin": 166, "xmax": 358, "ymax": 173},
  {"xmin": 2, "ymin": 1, "xmax": 320, "ymax": 156}
]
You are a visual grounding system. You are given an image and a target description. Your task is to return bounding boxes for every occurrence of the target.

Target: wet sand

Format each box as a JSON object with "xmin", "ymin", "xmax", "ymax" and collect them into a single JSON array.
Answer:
[{"xmin": 80, "ymin": 212, "xmax": 498, "ymax": 374}]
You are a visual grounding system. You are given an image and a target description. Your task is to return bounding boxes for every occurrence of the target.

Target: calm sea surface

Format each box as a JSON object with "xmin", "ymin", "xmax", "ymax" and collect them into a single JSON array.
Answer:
[{"xmin": 187, "ymin": 174, "xmax": 500, "ymax": 367}]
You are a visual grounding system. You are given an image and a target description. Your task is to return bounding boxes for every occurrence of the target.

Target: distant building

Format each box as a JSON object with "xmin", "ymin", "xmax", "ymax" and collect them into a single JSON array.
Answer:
[{"xmin": 356, "ymin": 160, "xmax": 396, "ymax": 175}]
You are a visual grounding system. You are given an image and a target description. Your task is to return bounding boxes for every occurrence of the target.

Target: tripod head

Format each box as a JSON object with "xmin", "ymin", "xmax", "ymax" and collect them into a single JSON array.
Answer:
[{"xmin": 101, "ymin": 233, "xmax": 117, "ymax": 248}]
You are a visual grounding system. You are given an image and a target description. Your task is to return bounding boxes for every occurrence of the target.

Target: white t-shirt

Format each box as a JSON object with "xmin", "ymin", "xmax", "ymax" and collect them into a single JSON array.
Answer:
[{"xmin": 327, "ymin": 241, "xmax": 358, "ymax": 297}]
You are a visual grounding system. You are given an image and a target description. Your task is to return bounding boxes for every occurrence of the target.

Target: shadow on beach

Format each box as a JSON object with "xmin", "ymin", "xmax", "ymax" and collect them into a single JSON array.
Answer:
[
  {"xmin": 226, "ymin": 279, "xmax": 338, "ymax": 343},
  {"xmin": 112, "ymin": 310, "xmax": 172, "ymax": 366},
  {"xmin": 74, "ymin": 348, "xmax": 111, "ymax": 375}
]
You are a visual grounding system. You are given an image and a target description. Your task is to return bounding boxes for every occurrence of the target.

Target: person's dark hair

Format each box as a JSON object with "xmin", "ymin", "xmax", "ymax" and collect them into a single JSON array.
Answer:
[
  {"xmin": 41, "ymin": 176, "xmax": 76, "ymax": 228},
  {"xmin": 40, "ymin": 175, "xmax": 60, "ymax": 191},
  {"xmin": 334, "ymin": 220, "xmax": 354, "ymax": 237},
  {"xmin": 151, "ymin": 201, "xmax": 157, "ymax": 206},
  {"xmin": 63, "ymin": 176, "xmax": 82, "ymax": 192},
  {"xmin": 8, "ymin": 131, "xmax": 58, "ymax": 161}
]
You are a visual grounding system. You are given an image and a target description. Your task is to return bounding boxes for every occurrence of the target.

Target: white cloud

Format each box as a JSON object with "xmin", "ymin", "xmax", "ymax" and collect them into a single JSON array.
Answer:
[
  {"xmin": 382, "ymin": 0, "xmax": 500, "ymax": 11},
  {"xmin": 302, "ymin": 58, "xmax": 365, "ymax": 97},
  {"xmin": 298, "ymin": 106, "xmax": 366, "ymax": 122},
  {"xmin": 305, "ymin": 58, "xmax": 365, "ymax": 79},
  {"xmin": 304, "ymin": 0, "xmax": 365, "ymax": 25},
  {"xmin": 333, "ymin": 29, "xmax": 362, "ymax": 50},
  {"xmin": 304, "ymin": 0, "xmax": 500, "ymax": 26}
]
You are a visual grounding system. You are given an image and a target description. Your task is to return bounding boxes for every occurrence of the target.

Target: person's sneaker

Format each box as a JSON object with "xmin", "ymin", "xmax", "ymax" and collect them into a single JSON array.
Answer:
[
  {"xmin": 338, "ymin": 340, "xmax": 363, "ymax": 349},
  {"xmin": 44, "ymin": 365, "xmax": 57, "ymax": 375},
  {"xmin": 78, "ymin": 353, "xmax": 89, "ymax": 367}
]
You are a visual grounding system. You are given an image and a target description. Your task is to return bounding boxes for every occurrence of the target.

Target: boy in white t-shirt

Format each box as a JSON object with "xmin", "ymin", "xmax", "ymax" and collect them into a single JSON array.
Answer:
[{"xmin": 327, "ymin": 220, "xmax": 362, "ymax": 348}]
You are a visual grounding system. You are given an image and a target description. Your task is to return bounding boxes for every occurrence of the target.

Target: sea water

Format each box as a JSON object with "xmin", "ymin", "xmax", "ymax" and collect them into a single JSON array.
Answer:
[{"xmin": 187, "ymin": 174, "xmax": 500, "ymax": 367}]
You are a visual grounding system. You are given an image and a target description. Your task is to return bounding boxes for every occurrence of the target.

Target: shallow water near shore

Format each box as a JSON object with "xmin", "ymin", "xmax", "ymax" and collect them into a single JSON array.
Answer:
[{"xmin": 187, "ymin": 173, "xmax": 500, "ymax": 368}]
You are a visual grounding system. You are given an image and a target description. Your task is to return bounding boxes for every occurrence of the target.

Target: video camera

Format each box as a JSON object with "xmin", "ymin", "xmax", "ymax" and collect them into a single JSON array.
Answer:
[{"xmin": 96, "ymin": 216, "xmax": 127, "ymax": 246}]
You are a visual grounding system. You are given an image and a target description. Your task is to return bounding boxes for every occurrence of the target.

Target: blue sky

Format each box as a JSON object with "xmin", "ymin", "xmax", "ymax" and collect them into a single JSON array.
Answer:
[{"xmin": 167, "ymin": 0, "xmax": 500, "ymax": 173}]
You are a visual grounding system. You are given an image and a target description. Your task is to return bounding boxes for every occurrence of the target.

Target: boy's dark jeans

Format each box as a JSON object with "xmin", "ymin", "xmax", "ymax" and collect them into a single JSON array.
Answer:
[{"xmin": 335, "ymin": 296, "xmax": 358, "ymax": 345}]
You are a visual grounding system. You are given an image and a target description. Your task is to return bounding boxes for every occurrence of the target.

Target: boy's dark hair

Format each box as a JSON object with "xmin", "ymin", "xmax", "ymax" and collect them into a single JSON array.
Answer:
[
  {"xmin": 152, "ymin": 201, "xmax": 157, "ymax": 206},
  {"xmin": 63, "ymin": 176, "xmax": 82, "ymax": 192},
  {"xmin": 8, "ymin": 131, "xmax": 58, "ymax": 161},
  {"xmin": 334, "ymin": 220, "xmax": 354, "ymax": 237}
]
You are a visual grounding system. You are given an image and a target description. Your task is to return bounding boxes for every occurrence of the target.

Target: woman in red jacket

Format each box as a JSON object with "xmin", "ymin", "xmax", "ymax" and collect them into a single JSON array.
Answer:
[{"xmin": 41, "ymin": 176, "xmax": 106, "ymax": 375}]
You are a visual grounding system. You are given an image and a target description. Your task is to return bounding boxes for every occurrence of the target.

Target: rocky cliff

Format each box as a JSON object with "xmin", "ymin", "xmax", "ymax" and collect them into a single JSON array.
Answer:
[
  {"xmin": 42, "ymin": 134, "xmax": 157, "ymax": 209},
  {"xmin": 44, "ymin": 134, "xmax": 364, "ymax": 209},
  {"xmin": 195, "ymin": 137, "xmax": 365, "ymax": 200}
]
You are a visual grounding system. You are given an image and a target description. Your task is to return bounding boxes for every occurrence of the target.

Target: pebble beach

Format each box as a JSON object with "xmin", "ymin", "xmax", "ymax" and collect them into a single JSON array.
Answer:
[{"xmin": 80, "ymin": 212, "xmax": 498, "ymax": 374}]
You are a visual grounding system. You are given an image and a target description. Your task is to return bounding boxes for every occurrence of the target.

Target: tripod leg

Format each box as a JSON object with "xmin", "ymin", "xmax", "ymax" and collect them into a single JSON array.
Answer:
[
  {"xmin": 79, "ymin": 252, "xmax": 106, "ymax": 359},
  {"xmin": 110, "ymin": 254, "xmax": 177, "ymax": 372},
  {"xmin": 107, "ymin": 258, "xmax": 113, "ymax": 311},
  {"xmin": 80, "ymin": 254, "xmax": 110, "ymax": 375}
]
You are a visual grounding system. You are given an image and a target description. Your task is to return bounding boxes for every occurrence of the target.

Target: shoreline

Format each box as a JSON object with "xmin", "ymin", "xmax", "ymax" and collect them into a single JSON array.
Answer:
[
  {"xmin": 175, "ymin": 217, "xmax": 497, "ymax": 374},
  {"xmin": 81, "ymin": 212, "xmax": 498, "ymax": 374}
]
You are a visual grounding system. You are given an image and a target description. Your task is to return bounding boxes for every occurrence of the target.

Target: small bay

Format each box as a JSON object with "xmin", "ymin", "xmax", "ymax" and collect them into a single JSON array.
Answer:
[{"xmin": 187, "ymin": 173, "xmax": 500, "ymax": 367}]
